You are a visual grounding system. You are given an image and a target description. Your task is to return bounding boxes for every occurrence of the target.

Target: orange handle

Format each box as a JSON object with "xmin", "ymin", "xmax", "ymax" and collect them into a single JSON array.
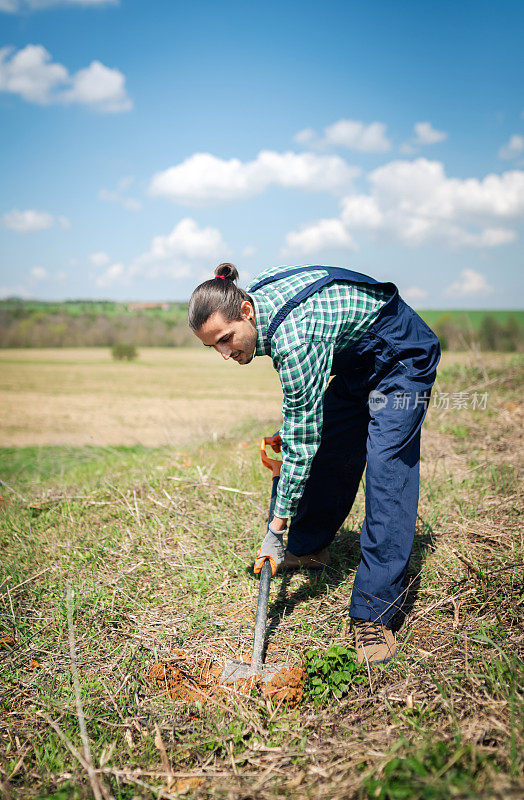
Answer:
[{"xmin": 260, "ymin": 435, "xmax": 282, "ymax": 478}]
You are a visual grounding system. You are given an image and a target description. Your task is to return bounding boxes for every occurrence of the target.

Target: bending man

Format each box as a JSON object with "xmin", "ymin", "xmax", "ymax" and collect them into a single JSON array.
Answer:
[{"xmin": 188, "ymin": 263, "xmax": 440, "ymax": 665}]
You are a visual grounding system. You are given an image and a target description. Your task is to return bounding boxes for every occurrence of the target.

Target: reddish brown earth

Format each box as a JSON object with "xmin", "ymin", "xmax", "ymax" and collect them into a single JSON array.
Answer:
[{"xmin": 147, "ymin": 651, "xmax": 306, "ymax": 707}]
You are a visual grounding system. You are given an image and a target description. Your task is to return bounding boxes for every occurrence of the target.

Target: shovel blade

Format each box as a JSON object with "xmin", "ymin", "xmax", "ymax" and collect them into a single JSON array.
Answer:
[{"xmin": 220, "ymin": 657, "xmax": 287, "ymax": 685}]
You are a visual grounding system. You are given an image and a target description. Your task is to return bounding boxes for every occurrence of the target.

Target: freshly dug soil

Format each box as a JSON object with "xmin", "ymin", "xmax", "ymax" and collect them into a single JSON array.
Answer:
[{"xmin": 147, "ymin": 651, "xmax": 306, "ymax": 707}]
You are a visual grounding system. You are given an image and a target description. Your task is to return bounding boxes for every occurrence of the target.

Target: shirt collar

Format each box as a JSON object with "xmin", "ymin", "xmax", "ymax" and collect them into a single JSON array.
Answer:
[{"xmin": 252, "ymin": 293, "xmax": 272, "ymax": 356}]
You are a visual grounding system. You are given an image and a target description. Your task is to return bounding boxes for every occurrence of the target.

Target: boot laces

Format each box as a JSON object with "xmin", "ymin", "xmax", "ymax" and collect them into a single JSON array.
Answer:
[{"xmin": 354, "ymin": 620, "xmax": 385, "ymax": 646}]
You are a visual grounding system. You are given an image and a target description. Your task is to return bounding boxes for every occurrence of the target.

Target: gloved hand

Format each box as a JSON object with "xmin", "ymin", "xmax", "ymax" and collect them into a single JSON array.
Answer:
[{"xmin": 254, "ymin": 524, "xmax": 286, "ymax": 576}]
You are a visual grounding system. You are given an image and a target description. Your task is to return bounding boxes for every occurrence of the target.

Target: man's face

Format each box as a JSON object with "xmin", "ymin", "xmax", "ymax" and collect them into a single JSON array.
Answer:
[{"xmin": 194, "ymin": 301, "xmax": 258, "ymax": 365}]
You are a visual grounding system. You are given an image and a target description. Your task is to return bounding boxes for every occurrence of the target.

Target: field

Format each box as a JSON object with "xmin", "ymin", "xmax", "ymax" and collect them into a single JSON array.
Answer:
[
  {"xmin": 0, "ymin": 349, "xmax": 282, "ymax": 447},
  {"xmin": 0, "ymin": 349, "xmax": 522, "ymax": 799}
]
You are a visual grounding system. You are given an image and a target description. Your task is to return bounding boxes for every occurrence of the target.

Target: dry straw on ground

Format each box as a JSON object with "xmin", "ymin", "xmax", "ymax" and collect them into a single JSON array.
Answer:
[{"xmin": 0, "ymin": 351, "xmax": 522, "ymax": 799}]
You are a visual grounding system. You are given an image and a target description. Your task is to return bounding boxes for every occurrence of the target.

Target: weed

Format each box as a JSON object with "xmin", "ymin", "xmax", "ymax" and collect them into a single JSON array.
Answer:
[{"xmin": 305, "ymin": 644, "xmax": 366, "ymax": 703}]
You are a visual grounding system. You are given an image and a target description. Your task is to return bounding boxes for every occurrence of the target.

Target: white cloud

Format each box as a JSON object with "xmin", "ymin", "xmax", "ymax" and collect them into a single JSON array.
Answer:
[
  {"xmin": 0, "ymin": 0, "xmax": 117, "ymax": 12},
  {"xmin": 133, "ymin": 217, "xmax": 229, "ymax": 275},
  {"xmin": 282, "ymin": 218, "xmax": 357, "ymax": 256},
  {"xmin": 444, "ymin": 269, "xmax": 493, "ymax": 297},
  {"xmin": 99, "ymin": 176, "xmax": 142, "ymax": 210},
  {"xmin": 89, "ymin": 251, "xmax": 110, "ymax": 267},
  {"xmin": 148, "ymin": 150, "xmax": 359, "ymax": 205},
  {"xmin": 1, "ymin": 208, "xmax": 69, "ymax": 232},
  {"xmin": 30, "ymin": 266, "xmax": 48, "ymax": 280},
  {"xmin": 241, "ymin": 244, "xmax": 256, "ymax": 257},
  {"xmin": 283, "ymin": 159, "xmax": 524, "ymax": 253},
  {"xmin": 0, "ymin": 44, "xmax": 131, "ymax": 112},
  {"xmin": 402, "ymin": 286, "xmax": 428, "ymax": 303},
  {"xmin": 294, "ymin": 119, "xmax": 391, "ymax": 153},
  {"xmin": 293, "ymin": 127, "xmax": 316, "ymax": 145},
  {"xmin": 413, "ymin": 121, "xmax": 448, "ymax": 145},
  {"xmin": 498, "ymin": 134, "xmax": 524, "ymax": 160},
  {"xmin": 324, "ymin": 120, "xmax": 391, "ymax": 152},
  {"xmin": 343, "ymin": 159, "xmax": 524, "ymax": 247},
  {"xmin": 94, "ymin": 218, "xmax": 230, "ymax": 286},
  {"xmin": 95, "ymin": 262, "xmax": 125, "ymax": 288}
]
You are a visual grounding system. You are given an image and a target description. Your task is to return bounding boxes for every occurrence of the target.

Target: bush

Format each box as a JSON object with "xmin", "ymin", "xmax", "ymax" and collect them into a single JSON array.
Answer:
[{"xmin": 111, "ymin": 343, "xmax": 138, "ymax": 361}]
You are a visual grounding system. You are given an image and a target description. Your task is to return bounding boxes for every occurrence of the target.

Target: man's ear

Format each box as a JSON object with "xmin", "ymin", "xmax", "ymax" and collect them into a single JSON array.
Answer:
[{"xmin": 240, "ymin": 300, "xmax": 255, "ymax": 321}]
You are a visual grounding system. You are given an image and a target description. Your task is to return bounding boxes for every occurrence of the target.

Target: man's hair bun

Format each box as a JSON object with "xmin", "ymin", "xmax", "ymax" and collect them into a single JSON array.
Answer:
[{"xmin": 215, "ymin": 263, "xmax": 239, "ymax": 282}]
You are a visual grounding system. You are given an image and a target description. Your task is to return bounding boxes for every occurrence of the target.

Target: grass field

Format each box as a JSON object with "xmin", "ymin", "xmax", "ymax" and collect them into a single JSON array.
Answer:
[
  {"xmin": 0, "ymin": 349, "xmax": 282, "ymax": 447},
  {"xmin": 0, "ymin": 347, "xmax": 515, "ymax": 448},
  {"xmin": 0, "ymin": 350, "xmax": 522, "ymax": 799}
]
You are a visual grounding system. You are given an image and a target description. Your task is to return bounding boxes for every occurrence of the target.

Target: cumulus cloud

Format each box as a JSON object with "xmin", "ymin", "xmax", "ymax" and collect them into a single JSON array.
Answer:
[
  {"xmin": 99, "ymin": 176, "xmax": 142, "ymax": 210},
  {"xmin": 498, "ymin": 134, "xmax": 524, "ymax": 160},
  {"xmin": 413, "ymin": 121, "xmax": 448, "ymax": 145},
  {"xmin": 402, "ymin": 286, "xmax": 429, "ymax": 303},
  {"xmin": 148, "ymin": 150, "xmax": 360, "ymax": 205},
  {"xmin": 294, "ymin": 119, "xmax": 391, "ymax": 153},
  {"xmin": 401, "ymin": 122, "xmax": 448, "ymax": 153},
  {"xmin": 95, "ymin": 262, "xmax": 125, "ymax": 288},
  {"xmin": 94, "ymin": 218, "xmax": 229, "ymax": 286},
  {"xmin": 293, "ymin": 127, "xmax": 316, "ymax": 146},
  {"xmin": 133, "ymin": 217, "xmax": 229, "ymax": 275},
  {"xmin": 342, "ymin": 159, "xmax": 524, "ymax": 247},
  {"xmin": 30, "ymin": 266, "xmax": 48, "ymax": 280},
  {"xmin": 282, "ymin": 218, "xmax": 357, "ymax": 256},
  {"xmin": 282, "ymin": 159, "xmax": 524, "ymax": 255},
  {"xmin": 0, "ymin": 0, "xmax": 117, "ymax": 12},
  {"xmin": 89, "ymin": 251, "xmax": 110, "ymax": 267},
  {"xmin": 445, "ymin": 269, "xmax": 493, "ymax": 297},
  {"xmin": 1, "ymin": 208, "xmax": 70, "ymax": 232},
  {"xmin": 0, "ymin": 44, "xmax": 131, "ymax": 112}
]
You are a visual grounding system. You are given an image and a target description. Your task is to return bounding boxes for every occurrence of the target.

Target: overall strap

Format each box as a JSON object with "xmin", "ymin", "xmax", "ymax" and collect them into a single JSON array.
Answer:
[{"xmin": 250, "ymin": 265, "xmax": 385, "ymax": 344}]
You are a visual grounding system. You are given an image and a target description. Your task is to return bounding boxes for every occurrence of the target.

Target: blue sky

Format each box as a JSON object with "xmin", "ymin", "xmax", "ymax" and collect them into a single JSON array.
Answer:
[{"xmin": 1, "ymin": 0, "xmax": 523, "ymax": 307}]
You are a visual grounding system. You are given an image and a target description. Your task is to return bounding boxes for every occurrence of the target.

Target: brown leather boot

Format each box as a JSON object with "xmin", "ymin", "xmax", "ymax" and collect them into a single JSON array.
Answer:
[
  {"xmin": 352, "ymin": 619, "xmax": 396, "ymax": 665},
  {"xmin": 281, "ymin": 548, "xmax": 331, "ymax": 570}
]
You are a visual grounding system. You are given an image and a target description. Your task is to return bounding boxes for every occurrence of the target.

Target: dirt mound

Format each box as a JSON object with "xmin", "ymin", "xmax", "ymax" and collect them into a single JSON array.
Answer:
[
  {"xmin": 260, "ymin": 665, "xmax": 305, "ymax": 705},
  {"xmin": 147, "ymin": 651, "xmax": 306, "ymax": 707}
]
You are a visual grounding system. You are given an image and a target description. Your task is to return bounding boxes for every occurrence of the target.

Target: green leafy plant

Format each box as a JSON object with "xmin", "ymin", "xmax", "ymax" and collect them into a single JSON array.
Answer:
[{"xmin": 305, "ymin": 644, "xmax": 366, "ymax": 703}]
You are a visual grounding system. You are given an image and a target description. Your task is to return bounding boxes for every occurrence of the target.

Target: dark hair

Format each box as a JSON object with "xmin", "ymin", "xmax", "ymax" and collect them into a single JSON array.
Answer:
[{"xmin": 188, "ymin": 263, "xmax": 253, "ymax": 331}]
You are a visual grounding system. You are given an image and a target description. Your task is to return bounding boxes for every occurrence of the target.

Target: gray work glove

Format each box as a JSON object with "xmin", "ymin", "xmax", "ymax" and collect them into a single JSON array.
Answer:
[{"xmin": 254, "ymin": 524, "xmax": 286, "ymax": 576}]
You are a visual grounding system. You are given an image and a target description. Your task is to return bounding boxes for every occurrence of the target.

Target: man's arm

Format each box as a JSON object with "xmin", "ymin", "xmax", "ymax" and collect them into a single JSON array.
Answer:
[{"xmin": 272, "ymin": 340, "xmax": 334, "ymax": 523}]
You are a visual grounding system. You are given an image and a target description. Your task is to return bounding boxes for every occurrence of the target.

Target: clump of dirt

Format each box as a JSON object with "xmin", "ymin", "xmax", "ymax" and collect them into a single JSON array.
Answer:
[
  {"xmin": 260, "ymin": 665, "xmax": 306, "ymax": 705},
  {"xmin": 147, "ymin": 650, "xmax": 306, "ymax": 707}
]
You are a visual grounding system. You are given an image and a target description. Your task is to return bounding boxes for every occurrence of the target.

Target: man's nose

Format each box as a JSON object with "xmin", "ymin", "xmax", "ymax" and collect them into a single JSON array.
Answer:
[{"xmin": 215, "ymin": 343, "xmax": 231, "ymax": 359}]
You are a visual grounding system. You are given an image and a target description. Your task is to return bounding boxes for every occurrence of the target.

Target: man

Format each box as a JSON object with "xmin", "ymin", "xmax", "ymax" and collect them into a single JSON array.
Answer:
[{"xmin": 188, "ymin": 262, "xmax": 440, "ymax": 665}]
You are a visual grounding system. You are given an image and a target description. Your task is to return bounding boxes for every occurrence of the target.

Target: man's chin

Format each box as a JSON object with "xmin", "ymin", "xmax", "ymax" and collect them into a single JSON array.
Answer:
[{"xmin": 238, "ymin": 351, "xmax": 254, "ymax": 365}]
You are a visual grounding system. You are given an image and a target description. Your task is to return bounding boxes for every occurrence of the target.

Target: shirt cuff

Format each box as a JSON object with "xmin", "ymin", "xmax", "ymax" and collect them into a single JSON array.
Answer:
[{"xmin": 273, "ymin": 497, "xmax": 297, "ymax": 519}]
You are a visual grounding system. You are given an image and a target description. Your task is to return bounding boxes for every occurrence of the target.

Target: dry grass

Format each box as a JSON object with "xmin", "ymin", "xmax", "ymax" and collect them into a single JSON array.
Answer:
[
  {"xmin": 0, "ymin": 348, "xmax": 282, "ymax": 447},
  {"xmin": 0, "ymin": 351, "xmax": 522, "ymax": 799},
  {"xmin": 0, "ymin": 348, "xmax": 515, "ymax": 448}
]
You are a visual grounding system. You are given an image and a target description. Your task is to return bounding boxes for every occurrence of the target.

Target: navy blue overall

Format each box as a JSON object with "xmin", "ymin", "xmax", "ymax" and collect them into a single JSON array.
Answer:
[{"xmin": 250, "ymin": 266, "xmax": 441, "ymax": 626}]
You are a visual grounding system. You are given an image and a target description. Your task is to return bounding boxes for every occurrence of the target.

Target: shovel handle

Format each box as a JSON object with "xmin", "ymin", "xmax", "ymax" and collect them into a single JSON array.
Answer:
[
  {"xmin": 252, "ymin": 470, "xmax": 280, "ymax": 670},
  {"xmin": 252, "ymin": 558, "xmax": 272, "ymax": 671}
]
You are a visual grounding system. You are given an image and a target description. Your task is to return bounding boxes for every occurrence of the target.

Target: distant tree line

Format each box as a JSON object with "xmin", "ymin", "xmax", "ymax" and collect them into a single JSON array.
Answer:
[
  {"xmin": 0, "ymin": 301, "xmax": 196, "ymax": 347},
  {"xmin": 0, "ymin": 301, "xmax": 522, "ymax": 350}
]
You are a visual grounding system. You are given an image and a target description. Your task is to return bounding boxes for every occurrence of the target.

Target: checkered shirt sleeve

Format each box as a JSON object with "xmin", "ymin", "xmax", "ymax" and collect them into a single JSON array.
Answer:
[{"xmin": 273, "ymin": 340, "xmax": 335, "ymax": 518}]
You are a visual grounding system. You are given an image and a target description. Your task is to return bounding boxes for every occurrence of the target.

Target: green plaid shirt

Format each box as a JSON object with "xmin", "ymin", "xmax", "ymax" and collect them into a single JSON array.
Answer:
[{"xmin": 247, "ymin": 265, "xmax": 389, "ymax": 518}]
